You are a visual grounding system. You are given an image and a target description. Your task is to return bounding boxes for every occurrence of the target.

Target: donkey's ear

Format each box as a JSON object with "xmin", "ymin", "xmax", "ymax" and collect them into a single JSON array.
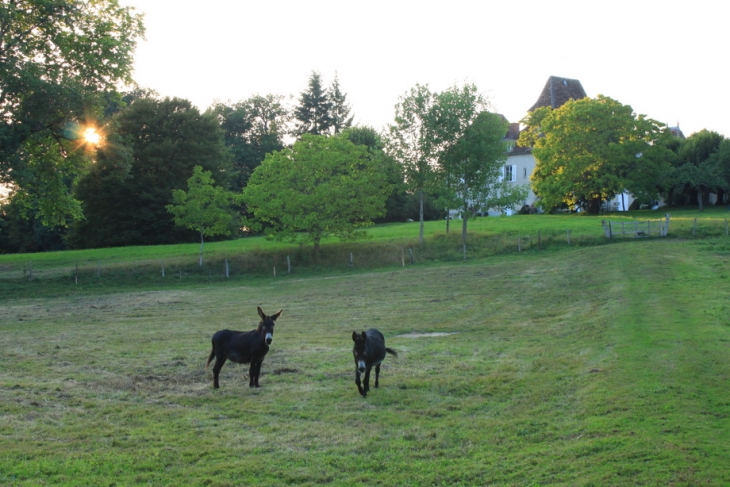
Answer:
[
  {"xmin": 270, "ymin": 309, "xmax": 283, "ymax": 321},
  {"xmin": 257, "ymin": 306, "xmax": 266, "ymax": 320},
  {"xmin": 361, "ymin": 331, "xmax": 367, "ymax": 341},
  {"xmin": 352, "ymin": 331, "xmax": 359, "ymax": 342}
]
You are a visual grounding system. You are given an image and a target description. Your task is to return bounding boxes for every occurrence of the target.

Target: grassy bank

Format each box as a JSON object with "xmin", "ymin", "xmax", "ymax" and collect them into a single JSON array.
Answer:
[{"xmin": 1, "ymin": 238, "xmax": 729, "ymax": 485}]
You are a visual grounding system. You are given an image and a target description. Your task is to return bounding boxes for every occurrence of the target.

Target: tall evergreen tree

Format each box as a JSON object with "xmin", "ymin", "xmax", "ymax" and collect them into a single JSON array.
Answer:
[
  {"xmin": 329, "ymin": 73, "xmax": 354, "ymax": 134},
  {"xmin": 292, "ymin": 72, "xmax": 333, "ymax": 137}
]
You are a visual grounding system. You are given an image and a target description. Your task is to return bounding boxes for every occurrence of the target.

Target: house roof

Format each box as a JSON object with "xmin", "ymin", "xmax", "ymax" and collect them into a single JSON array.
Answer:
[{"xmin": 528, "ymin": 76, "xmax": 587, "ymax": 112}]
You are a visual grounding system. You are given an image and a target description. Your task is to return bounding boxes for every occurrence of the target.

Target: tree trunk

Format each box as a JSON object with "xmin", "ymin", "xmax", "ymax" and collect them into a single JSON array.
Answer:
[
  {"xmin": 587, "ymin": 198, "xmax": 602, "ymax": 215},
  {"xmin": 698, "ymin": 186, "xmax": 704, "ymax": 212},
  {"xmin": 418, "ymin": 189, "xmax": 424, "ymax": 245},
  {"xmin": 461, "ymin": 202, "xmax": 468, "ymax": 244},
  {"xmin": 199, "ymin": 229, "xmax": 204, "ymax": 266}
]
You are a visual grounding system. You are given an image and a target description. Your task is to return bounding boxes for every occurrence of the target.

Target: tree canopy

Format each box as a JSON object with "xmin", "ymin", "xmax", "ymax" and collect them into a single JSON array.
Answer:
[
  {"xmin": 439, "ymin": 112, "xmax": 528, "ymax": 243},
  {"xmin": 386, "ymin": 83, "xmax": 489, "ymax": 242},
  {"xmin": 167, "ymin": 166, "xmax": 240, "ymax": 265},
  {"xmin": 209, "ymin": 94, "xmax": 288, "ymax": 192},
  {"xmin": 520, "ymin": 95, "xmax": 673, "ymax": 214},
  {"xmin": 242, "ymin": 133, "xmax": 391, "ymax": 262},
  {"xmin": 68, "ymin": 97, "xmax": 232, "ymax": 248},
  {"xmin": 0, "ymin": 0, "xmax": 145, "ymax": 225},
  {"xmin": 292, "ymin": 72, "xmax": 333, "ymax": 137},
  {"xmin": 668, "ymin": 130, "xmax": 727, "ymax": 210}
]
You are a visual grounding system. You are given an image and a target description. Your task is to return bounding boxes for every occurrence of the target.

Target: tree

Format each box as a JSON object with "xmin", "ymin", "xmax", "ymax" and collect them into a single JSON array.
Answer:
[
  {"xmin": 242, "ymin": 133, "xmax": 391, "ymax": 262},
  {"xmin": 0, "ymin": 0, "xmax": 144, "ymax": 225},
  {"xmin": 386, "ymin": 83, "xmax": 489, "ymax": 243},
  {"xmin": 209, "ymin": 94, "xmax": 288, "ymax": 192},
  {"xmin": 343, "ymin": 126, "xmax": 409, "ymax": 223},
  {"xmin": 167, "ymin": 166, "xmax": 240, "ymax": 266},
  {"xmin": 292, "ymin": 72, "xmax": 332, "ymax": 137},
  {"xmin": 668, "ymin": 130, "xmax": 727, "ymax": 210},
  {"xmin": 67, "ymin": 97, "xmax": 232, "ymax": 248},
  {"xmin": 520, "ymin": 95, "xmax": 672, "ymax": 214},
  {"xmin": 329, "ymin": 73, "xmax": 354, "ymax": 134},
  {"xmin": 439, "ymin": 112, "xmax": 528, "ymax": 243}
]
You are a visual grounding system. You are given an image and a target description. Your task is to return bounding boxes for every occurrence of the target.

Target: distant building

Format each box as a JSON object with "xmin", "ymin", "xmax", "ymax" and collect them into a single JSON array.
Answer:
[{"xmin": 499, "ymin": 76, "xmax": 588, "ymax": 214}]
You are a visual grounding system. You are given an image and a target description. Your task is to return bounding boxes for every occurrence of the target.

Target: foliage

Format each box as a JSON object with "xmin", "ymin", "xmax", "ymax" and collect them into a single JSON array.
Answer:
[
  {"xmin": 520, "ymin": 95, "xmax": 673, "ymax": 214},
  {"xmin": 0, "ymin": 0, "xmax": 145, "ymax": 224},
  {"xmin": 0, "ymin": 198, "xmax": 67, "ymax": 253},
  {"xmin": 386, "ymin": 83, "xmax": 489, "ymax": 243},
  {"xmin": 166, "ymin": 166, "xmax": 240, "ymax": 265},
  {"xmin": 343, "ymin": 126, "xmax": 409, "ymax": 223},
  {"xmin": 329, "ymin": 73, "xmax": 354, "ymax": 134},
  {"xmin": 292, "ymin": 71, "xmax": 333, "ymax": 137},
  {"xmin": 439, "ymin": 112, "xmax": 528, "ymax": 242},
  {"xmin": 668, "ymin": 130, "xmax": 727, "ymax": 210},
  {"xmin": 242, "ymin": 133, "xmax": 392, "ymax": 261},
  {"xmin": 208, "ymin": 95, "xmax": 288, "ymax": 192},
  {"xmin": 67, "ymin": 97, "xmax": 232, "ymax": 248}
]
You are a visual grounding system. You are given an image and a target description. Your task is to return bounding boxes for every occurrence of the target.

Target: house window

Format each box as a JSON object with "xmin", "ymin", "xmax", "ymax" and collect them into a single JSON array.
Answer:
[{"xmin": 504, "ymin": 165, "xmax": 516, "ymax": 182}]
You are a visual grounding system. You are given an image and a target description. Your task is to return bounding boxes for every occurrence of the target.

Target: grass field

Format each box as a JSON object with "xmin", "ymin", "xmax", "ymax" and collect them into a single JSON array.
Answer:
[{"xmin": 2, "ymin": 232, "xmax": 729, "ymax": 485}]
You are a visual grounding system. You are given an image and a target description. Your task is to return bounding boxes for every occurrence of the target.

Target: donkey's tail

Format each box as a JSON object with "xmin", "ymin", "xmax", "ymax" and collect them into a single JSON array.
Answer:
[
  {"xmin": 385, "ymin": 347, "xmax": 398, "ymax": 358},
  {"xmin": 205, "ymin": 347, "xmax": 216, "ymax": 368}
]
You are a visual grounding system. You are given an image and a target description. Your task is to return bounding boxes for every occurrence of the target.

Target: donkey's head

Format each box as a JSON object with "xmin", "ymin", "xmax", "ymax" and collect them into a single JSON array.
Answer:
[
  {"xmin": 257, "ymin": 306, "xmax": 283, "ymax": 345},
  {"xmin": 352, "ymin": 331, "xmax": 368, "ymax": 373}
]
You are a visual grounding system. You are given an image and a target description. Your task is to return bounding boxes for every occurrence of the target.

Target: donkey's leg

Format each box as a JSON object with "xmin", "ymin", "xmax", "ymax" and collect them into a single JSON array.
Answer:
[
  {"xmin": 355, "ymin": 370, "xmax": 366, "ymax": 396},
  {"xmin": 363, "ymin": 366, "xmax": 372, "ymax": 394},
  {"xmin": 374, "ymin": 364, "xmax": 381, "ymax": 388},
  {"xmin": 248, "ymin": 361, "xmax": 258, "ymax": 387},
  {"xmin": 212, "ymin": 356, "xmax": 227, "ymax": 389},
  {"xmin": 253, "ymin": 361, "xmax": 262, "ymax": 387}
]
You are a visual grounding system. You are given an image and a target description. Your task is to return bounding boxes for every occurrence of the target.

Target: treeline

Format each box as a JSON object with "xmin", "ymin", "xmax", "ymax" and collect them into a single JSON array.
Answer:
[{"xmin": 0, "ymin": 73, "xmax": 443, "ymax": 253}]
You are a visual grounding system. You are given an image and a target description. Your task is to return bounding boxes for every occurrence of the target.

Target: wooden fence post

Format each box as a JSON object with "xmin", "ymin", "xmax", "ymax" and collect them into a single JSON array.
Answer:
[
  {"xmin": 401, "ymin": 247, "xmax": 405, "ymax": 267},
  {"xmin": 287, "ymin": 256, "xmax": 291, "ymax": 274},
  {"xmin": 693, "ymin": 218, "xmax": 697, "ymax": 236},
  {"xmin": 409, "ymin": 248, "xmax": 414, "ymax": 264},
  {"xmin": 518, "ymin": 236, "xmax": 521, "ymax": 252},
  {"xmin": 725, "ymin": 219, "xmax": 728, "ymax": 236},
  {"xmin": 75, "ymin": 263, "xmax": 78, "ymax": 285},
  {"xmin": 225, "ymin": 258, "xmax": 229, "ymax": 278},
  {"xmin": 97, "ymin": 261, "xmax": 101, "ymax": 278},
  {"xmin": 161, "ymin": 260, "xmax": 165, "ymax": 277}
]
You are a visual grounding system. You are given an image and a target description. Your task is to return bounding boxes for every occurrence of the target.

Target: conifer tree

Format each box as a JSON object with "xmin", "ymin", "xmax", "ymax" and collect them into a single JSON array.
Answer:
[
  {"xmin": 329, "ymin": 73, "xmax": 354, "ymax": 134},
  {"xmin": 293, "ymin": 72, "xmax": 333, "ymax": 137}
]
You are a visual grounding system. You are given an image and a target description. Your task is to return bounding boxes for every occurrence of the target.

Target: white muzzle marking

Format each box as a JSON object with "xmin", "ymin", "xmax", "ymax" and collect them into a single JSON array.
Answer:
[
  {"xmin": 357, "ymin": 360, "xmax": 366, "ymax": 373},
  {"xmin": 265, "ymin": 332, "xmax": 273, "ymax": 344}
]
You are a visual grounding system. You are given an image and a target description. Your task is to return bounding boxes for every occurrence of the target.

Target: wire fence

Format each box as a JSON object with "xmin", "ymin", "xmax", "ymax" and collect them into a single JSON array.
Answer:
[{"xmin": 3, "ymin": 213, "xmax": 730, "ymax": 287}]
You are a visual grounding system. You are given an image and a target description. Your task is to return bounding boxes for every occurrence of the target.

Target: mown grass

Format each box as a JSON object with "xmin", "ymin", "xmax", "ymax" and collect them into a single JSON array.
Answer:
[{"xmin": 1, "ymin": 236, "xmax": 729, "ymax": 486}]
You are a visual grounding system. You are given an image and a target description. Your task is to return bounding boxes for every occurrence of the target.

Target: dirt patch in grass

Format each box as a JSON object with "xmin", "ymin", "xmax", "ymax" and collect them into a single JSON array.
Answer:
[{"xmin": 396, "ymin": 332, "xmax": 458, "ymax": 338}]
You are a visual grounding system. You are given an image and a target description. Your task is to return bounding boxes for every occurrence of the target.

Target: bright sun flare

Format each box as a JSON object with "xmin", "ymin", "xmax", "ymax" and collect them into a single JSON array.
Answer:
[{"xmin": 84, "ymin": 127, "xmax": 101, "ymax": 145}]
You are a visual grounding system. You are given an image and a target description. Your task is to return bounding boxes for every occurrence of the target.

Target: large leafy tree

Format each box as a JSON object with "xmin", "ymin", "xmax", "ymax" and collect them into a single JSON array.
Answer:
[
  {"xmin": 208, "ymin": 94, "xmax": 288, "ymax": 192},
  {"xmin": 242, "ymin": 133, "xmax": 391, "ymax": 262},
  {"xmin": 439, "ymin": 112, "xmax": 528, "ymax": 243},
  {"xmin": 167, "ymin": 166, "xmax": 240, "ymax": 266},
  {"xmin": 292, "ymin": 71, "xmax": 332, "ymax": 137},
  {"xmin": 386, "ymin": 83, "xmax": 489, "ymax": 243},
  {"xmin": 668, "ymin": 130, "xmax": 727, "ymax": 210},
  {"xmin": 68, "ymin": 97, "xmax": 232, "ymax": 248},
  {"xmin": 520, "ymin": 95, "xmax": 672, "ymax": 214},
  {"xmin": 0, "ymin": 0, "xmax": 145, "ymax": 225}
]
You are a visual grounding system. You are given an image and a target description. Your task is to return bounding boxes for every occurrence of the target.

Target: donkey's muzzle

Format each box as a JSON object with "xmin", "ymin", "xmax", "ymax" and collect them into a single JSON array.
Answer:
[{"xmin": 265, "ymin": 333, "xmax": 273, "ymax": 345}]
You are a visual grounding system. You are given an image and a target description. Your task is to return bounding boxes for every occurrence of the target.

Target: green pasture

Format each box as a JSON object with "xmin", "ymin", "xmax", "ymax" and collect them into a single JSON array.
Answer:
[
  {"xmin": 2, "ymin": 209, "xmax": 730, "ymax": 295},
  {"xmin": 1, "ymin": 232, "xmax": 729, "ymax": 485}
]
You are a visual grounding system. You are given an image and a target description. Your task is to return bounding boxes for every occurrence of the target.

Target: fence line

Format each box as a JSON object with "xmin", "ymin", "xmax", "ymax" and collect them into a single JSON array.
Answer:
[{"xmin": 4, "ymin": 216, "xmax": 730, "ymax": 284}]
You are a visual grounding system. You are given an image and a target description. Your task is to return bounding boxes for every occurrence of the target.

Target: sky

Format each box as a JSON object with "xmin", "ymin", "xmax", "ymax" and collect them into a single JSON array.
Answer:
[{"xmin": 118, "ymin": 0, "xmax": 730, "ymax": 138}]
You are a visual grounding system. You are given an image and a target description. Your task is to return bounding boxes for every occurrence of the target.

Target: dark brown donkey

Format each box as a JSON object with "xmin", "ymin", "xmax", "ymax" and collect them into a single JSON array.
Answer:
[
  {"xmin": 352, "ymin": 329, "xmax": 397, "ymax": 397},
  {"xmin": 206, "ymin": 307, "xmax": 283, "ymax": 389}
]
